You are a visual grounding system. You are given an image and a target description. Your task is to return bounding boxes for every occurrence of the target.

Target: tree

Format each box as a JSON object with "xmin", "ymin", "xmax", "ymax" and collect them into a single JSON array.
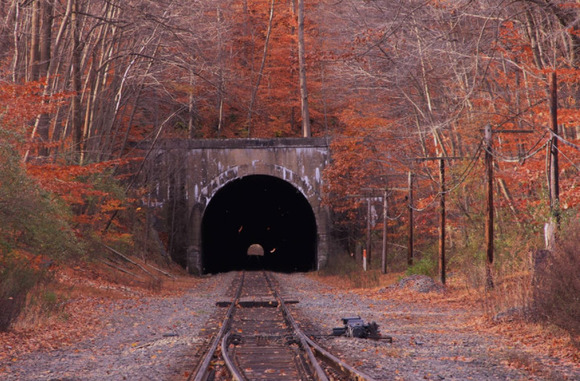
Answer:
[{"xmin": 296, "ymin": 0, "xmax": 311, "ymax": 137}]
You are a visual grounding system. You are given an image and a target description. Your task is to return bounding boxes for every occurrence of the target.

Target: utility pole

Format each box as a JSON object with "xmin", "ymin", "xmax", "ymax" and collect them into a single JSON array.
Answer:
[
  {"xmin": 482, "ymin": 125, "xmax": 534, "ymax": 290},
  {"xmin": 414, "ymin": 155, "xmax": 464, "ymax": 284},
  {"xmin": 549, "ymin": 71, "xmax": 560, "ymax": 226},
  {"xmin": 484, "ymin": 124, "xmax": 494, "ymax": 290},
  {"xmin": 438, "ymin": 157, "xmax": 446, "ymax": 284},
  {"xmin": 347, "ymin": 192, "xmax": 381, "ymax": 270},
  {"xmin": 356, "ymin": 179, "xmax": 409, "ymax": 274},
  {"xmin": 407, "ymin": 171, "xmax": 414, "ymax": 266},
  {"xmin": 382, "ymin": 186, "xmax": 388, "ymax": 274},
  {"xmin": 359, "ymin": 180, "xmax": 405, "ymax": 275},
  {"xmin": 366, "ymin": 197, "xmax": 372, "ymax": 267}
]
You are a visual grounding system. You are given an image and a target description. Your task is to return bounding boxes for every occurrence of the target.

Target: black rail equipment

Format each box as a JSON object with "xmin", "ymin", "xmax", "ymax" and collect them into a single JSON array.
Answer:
[{"xmin": 332, "ymin": 316, "xmax": 381, "ymax": 339}]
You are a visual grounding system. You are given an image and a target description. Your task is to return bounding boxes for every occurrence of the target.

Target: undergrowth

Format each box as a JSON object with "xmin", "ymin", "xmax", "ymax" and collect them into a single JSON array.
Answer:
[
  {"xmin": 0, "ymin": 144, "xmax": 83, "ymax": 331},
  {"xmin": 317, "ymin": 250, "xmax": 382, "ymax": 288},
  {"xmin": 532, "ymin": 218, "xmax": 580, "ymax": 348},
  {"xmin": 405, "ymin": 253, "xmax": 437, "ymax": 277}
]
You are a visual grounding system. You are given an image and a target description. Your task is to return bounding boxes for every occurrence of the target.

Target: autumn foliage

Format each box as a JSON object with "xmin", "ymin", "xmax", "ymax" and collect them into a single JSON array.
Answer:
[{"xmin": 0, "ymin": 0, "xmax": 579, "ymax": 337}]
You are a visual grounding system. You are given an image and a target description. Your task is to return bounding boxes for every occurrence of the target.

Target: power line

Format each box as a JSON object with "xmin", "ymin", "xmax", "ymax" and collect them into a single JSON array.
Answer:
[
  {"xmin": 554, "ymin": 144, "xmax": 580, "ymax": 172},
  {"xmin": 411, "ymin": 140, "xmax": 484, "ymax": 209},
  {"xmin": 483, "ymin": 138, "xmax": 549, "ymax": 163},
  {"xmin": 550, "ymin": 130, "xmax": 580, "ymax": 152}
]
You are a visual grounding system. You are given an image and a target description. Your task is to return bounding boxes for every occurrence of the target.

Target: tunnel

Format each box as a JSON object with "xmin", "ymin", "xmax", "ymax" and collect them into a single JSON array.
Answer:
[{"xmin": 201, "ymin": 174, "xmax": 318, "ymax": 273}]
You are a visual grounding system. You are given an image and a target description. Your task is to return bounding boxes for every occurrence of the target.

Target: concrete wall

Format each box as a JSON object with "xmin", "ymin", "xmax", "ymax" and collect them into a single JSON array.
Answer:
[{"xmin": 146, "ymin": 138, "xmax": 330, "ymax": 274}]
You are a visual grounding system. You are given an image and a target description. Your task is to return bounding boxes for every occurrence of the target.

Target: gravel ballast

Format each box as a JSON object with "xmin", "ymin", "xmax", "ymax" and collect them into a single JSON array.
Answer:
[
  {"xmin": 277, "ymin": 273, "xmax": 579, "ymax": 381},
  {"xmin": 1, "ymin": 272, "xmax": 236, "ymax": 381},
  {"xmin": 2, "ymin": 271, "xmax": 578, "ymax": 380}
]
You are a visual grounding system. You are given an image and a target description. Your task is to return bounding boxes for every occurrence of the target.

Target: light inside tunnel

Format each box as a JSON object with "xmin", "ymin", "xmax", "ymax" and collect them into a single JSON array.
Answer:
[{"xmin": 201, "ymin": 175, "xmax": 317, "ymax": 273}]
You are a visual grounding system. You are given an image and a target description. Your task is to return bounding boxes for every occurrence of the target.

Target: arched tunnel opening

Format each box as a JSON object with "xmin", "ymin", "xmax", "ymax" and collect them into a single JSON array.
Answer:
[{"xmin": 201, "ymin": 174, "xmax": 317, "ymax": 274}]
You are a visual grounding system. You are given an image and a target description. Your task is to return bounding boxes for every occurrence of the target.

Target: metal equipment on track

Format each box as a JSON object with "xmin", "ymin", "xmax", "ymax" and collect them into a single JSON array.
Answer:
[{"xmin": 190, "ymin": 271, "xmax": 375, "ymax": 381}]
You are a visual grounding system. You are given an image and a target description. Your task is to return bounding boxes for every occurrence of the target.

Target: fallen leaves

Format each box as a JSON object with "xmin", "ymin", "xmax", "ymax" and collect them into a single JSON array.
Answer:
[
  {"xmin": 439, "ymin": 356, "xmax": 476, "ymax": 363},
  {"xmin": 308, "ymin": 270, "xmax": 580, "ymax": 376},
  {"xmin": 0, "ymin": 262, "xmax": 193, "ymax": 370}
]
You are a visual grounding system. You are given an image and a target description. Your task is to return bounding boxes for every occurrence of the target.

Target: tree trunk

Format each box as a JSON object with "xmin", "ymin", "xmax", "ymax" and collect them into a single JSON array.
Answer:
[
  {"xmin": 39, "ymin": 0, "xmax": 52, "ymax": 77},
  {"xmin": 246, "ymin": 0, "xmax": 274, "ymax": 137},
  {"xmin": 297, "ymin": 0, "xmax": 310, "ymax": 137},
  {"xmin": 71, "ymin": 0, "xmax": 83, "ymax": 163},
  {"xmin": 29, "ymin": 0, "xmax": 53, "ymax": 160},
  {"xmin": 28, "ymin": 0, "xmax": 39, "ymax": 82}
]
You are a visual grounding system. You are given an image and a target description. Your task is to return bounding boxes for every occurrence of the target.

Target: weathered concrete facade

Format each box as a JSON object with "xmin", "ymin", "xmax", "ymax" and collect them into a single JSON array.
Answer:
[{"xmin": 146, "ymin": 137, "xmax": 330, "ymax": 274}]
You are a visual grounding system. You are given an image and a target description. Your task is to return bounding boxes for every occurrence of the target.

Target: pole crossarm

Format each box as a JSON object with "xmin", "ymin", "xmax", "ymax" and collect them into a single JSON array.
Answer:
[
  {"xmin": 414, "ymin": 156, "xmax": 467, "ymax": 161},
  {"xmin": 478, "ymin": 129, "xmax": 535, "ymax": 134}
]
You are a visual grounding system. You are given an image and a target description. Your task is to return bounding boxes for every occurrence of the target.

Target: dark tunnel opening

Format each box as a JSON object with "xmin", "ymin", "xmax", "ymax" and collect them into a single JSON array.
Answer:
[{"xmin": 201, "ymin": 175, "xmax": 317, "ymax": 274}]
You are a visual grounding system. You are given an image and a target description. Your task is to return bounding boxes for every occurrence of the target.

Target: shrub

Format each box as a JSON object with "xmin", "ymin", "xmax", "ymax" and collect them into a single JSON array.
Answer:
[
  {"xmin": 0, "ymin": 256, "xmax": 43, "ymax": 331},
  {"xmin": 533, "ymin": 219, "xmax": 580, "ymax": 348},
  {"xmin": 0, "ymin": 143, "xmax": 83, "ymax": 260},
  {"xmin": 0, "ymin": 143, "xmax": 83, "ymax": 330},
  {"xmin": 405, "ymin": 254, "xmax": 437, "ymax": 277}
]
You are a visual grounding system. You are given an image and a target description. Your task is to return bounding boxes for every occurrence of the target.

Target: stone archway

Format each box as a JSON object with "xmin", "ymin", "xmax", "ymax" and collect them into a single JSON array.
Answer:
[{"xmin": 145, "ymin": 137, "xmax": 330, "ymax": 275}]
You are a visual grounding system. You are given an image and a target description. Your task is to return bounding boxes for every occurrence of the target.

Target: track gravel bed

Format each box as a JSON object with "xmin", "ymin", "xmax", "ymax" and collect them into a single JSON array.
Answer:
[
  {"xmin": 2, "ymin": 271, "xmax": 578, "ymax": 380},
  {"xmin": 275, "ymin": 273, "xmax": 580, "ymax": 381},
  {"xmin": 1, "ymin": 272, "xmax": 236, "ymax": 381}
]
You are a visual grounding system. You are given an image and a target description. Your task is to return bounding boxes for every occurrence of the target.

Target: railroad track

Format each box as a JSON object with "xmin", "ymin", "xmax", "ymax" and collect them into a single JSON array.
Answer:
[{"xmin": 190, "ymin": 271, "xmax": 375, "ymax": 381}]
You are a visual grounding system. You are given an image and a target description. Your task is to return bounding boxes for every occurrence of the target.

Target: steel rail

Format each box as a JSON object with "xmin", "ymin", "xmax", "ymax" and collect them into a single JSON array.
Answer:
[
  {"xmin": 191, "ymin": 272, "xmax": 245, "ymax": 381},
  {"xmin": 221, "ymin": 332, "xmax": 244, "ymax": 381},
  {"xmin": 193, "ymin": 271, "xmax": 376, "ymax": 381},
  {"xmin": 304, "ymin": 335, "xmax": 376, "ymax": 381},
  {"xmin": 266, "ymin": 272, "xmax": 377, "ymax": 381},
  {"xmin": 264, "ymin": 272, "xmax": 329, "ymax": 381}
]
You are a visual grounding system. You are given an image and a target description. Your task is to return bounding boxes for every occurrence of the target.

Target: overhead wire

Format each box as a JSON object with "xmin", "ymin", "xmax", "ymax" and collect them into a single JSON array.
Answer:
[
  {"xmin": 553, "ymin": 144, "xmax": 580, "ymax": 172},
  {"xmin": 440, "ymin": 140, "xmax": 484, "ymax": 195},
  {"xmin": 483, "ymin": 135, "xmax": 550, "ymax": 163},
  {"xmin": 385, "ymin": 204, "xmax": 405, "ymax": 221},
  {"xmin": 409, "ymin": 140, "xmax": 484, "ymax": 212},
  {"xmin": 550, "ymin": 130, "xmax": 580, "ymax": 152},
  {"xmin": 346, "ymin": 128, "xmax": 577, "ymax": 219}
]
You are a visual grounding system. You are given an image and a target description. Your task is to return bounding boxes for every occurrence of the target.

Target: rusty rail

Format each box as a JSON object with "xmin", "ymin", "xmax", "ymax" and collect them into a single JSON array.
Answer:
[
  {"xmin": 267, "ymin": 272, "xmax": 376, "ymax": 381},
  {"xmin": 191, "ymin": 272, "xmax": 244, "ymax": 381},
  {"xmin": 191, "ymin": 271, "xmax": 376, "ymax": 381}
]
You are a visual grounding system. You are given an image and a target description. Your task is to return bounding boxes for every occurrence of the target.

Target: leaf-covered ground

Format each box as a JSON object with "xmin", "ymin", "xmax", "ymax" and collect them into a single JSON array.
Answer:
[
  {"xmin": 1, "ymin": 269, "xmax": 578, "ymax": 380},
  {"xmin": 0, "ymin": 265, "xmax": 234, "ymax": 380},
  {"xmin": 291, "ymin": 272, "xmax": 580, "ymax": 380}
]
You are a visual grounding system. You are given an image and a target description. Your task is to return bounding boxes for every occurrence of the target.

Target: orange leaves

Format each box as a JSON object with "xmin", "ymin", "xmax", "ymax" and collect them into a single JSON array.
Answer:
[
  {"xmin": 27, "ymin": 163, "xmax": 106, "ymax": 205},
  {"xmin": 0, "ymin": 81, "xmax": 69, "ymax": 140},
  {"xmin": 0, "ymin": 81, "xmax": 43, "ymax": 126},
  {"xmin": 25, "ymin": 159, "xmax": 131, "ymax": 234},
  {"xmin": 100, "ymin": 199, "xmax": 126, "ymax": 213}
]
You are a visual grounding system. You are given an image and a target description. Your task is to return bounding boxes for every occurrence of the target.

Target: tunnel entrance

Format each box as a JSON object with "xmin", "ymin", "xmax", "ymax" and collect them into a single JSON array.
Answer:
[{"xmin": 201, "ymin": 175, "xmax": 317, "ymax": 273}]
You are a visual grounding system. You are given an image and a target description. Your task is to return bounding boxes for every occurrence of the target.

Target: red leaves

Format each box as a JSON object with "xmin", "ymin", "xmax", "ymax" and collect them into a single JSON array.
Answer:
[
  {"xmin": 0, "ymin": 81, "xmax": 69, "ymax": 140},
  {"xmin": 25, "ymin": 159, "xmax": 133, "ymax": 234}
]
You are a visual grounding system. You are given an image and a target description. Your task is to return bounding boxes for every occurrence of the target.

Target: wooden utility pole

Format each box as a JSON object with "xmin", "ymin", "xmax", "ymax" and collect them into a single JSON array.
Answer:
[
  {"xmin": 347, "ymin": 192, "xmax": 382, "ymax": 270},
  {"xmin": 438, "ymin": 158, "xmax": 446, "ymax": 284},
  {"xmin": 481, "ymin": 125, "xmax": 534, "ymax": 290},
  {"xmin": 484, "ymin": 124, "xmax": 494, "ymax": 290},
  {"xmin": 366, "ymin": 197, "xmax": 372, "ymax": 267},
  {"xmin": 414, "ymin": 156, "xmax": 464, "ymax": 284},
  {"xmin": 382, "ymin": 187, "xmax": 388, "ymax": 274},
  {"xmin": 549, "ymin": 71, "xmax": 560, "ymax": 226},
  {"xmin": 357, "ymin": 182, "xmax": 395, "ymax": 274},
  {"xmin": 407, "ymin": 172, "xmax": 414, "ymax": 266}
]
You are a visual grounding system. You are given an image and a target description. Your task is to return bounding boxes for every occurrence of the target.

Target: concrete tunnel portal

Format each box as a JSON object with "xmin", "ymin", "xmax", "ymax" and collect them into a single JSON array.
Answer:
[{"xmin": 201, "ymin": 174, "xmax": 318, "ymax": 274}]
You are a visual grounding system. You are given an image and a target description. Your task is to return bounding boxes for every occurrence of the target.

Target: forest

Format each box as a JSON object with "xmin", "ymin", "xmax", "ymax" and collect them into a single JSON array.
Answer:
[{"xmin": 0, "ymin": 0, "xmax": 579, "ymax": 344}]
